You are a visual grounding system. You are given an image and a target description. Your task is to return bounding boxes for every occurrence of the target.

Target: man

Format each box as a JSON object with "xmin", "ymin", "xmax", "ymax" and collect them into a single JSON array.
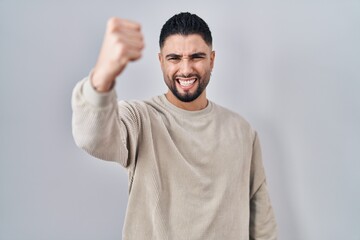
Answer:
[{"xmin": 72, "ymin": 12, "xmax": 277, "ymax": 240}]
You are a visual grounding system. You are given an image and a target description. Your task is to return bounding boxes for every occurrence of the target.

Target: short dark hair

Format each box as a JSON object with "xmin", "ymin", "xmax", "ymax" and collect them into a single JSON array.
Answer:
[{"xmin": 159, "ymin": 12, "xmax": 212, "ymax": 49}]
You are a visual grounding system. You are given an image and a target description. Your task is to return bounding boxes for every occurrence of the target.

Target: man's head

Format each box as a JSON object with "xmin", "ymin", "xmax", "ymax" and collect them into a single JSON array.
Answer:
[
  {"xmin": 158, "ymin": 12, "xmax": 215, "ymax": 109},
  {"xmin": 159, "ymin": 12, "xmax": 212, "ymax": 49}
]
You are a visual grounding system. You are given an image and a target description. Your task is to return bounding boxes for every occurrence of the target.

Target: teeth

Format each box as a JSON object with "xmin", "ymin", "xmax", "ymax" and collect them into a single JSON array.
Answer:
[{"xmin": 179, "ymin": 79, "xmax": 196, "ymax": 87}]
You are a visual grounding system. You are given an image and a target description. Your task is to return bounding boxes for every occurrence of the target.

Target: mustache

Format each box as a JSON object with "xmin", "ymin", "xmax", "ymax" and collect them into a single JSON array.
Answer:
[{"xmin": 173, "ymin": 74, "xmax": 201, "ymax": 79}]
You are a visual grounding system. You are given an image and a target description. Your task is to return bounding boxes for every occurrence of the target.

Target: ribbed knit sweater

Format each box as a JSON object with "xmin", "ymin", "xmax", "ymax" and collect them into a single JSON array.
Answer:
[{"xmin": 71, "ymin": 77, "xmax": 277, "ymax": 240}]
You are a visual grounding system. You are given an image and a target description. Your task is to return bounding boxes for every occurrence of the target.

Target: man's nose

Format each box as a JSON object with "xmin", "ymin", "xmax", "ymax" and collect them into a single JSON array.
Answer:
[{"xmin": 179, "ymin": 59, "xmax": 194, "ymax": 76}]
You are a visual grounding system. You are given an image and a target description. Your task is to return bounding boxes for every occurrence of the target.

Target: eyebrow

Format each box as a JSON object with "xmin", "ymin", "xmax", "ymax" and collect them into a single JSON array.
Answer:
[{"xmin": 165, "ymin": 52, "xmax": 207, "ymax": 59}]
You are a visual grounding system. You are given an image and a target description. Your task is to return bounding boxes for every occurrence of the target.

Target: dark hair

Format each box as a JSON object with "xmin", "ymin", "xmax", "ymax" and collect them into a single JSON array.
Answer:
[{"xmin": 159, "ymin": 12, "xmax": 212, "ymax": 49}]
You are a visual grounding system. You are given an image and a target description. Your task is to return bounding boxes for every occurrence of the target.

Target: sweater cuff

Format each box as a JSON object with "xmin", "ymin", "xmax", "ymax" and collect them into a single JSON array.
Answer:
[{"xmin": 82, "ymin": 76, "xmax": 116, "ymax": 108}]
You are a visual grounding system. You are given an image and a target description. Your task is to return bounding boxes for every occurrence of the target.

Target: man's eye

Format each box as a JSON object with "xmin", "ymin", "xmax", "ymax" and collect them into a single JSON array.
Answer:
[
  {"xmin": 168, "ymin": 57, "xmax": 180, "ymax": 61},
  {"xmin": 192, "ymin": 55, "xmax": 205, "ymax": 60}
]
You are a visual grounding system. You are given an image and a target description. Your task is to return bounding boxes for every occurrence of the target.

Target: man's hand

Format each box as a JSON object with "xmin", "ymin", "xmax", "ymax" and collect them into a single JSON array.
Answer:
[{"xmin": 92, "ymin": 17, "xmax": 144, "ymax": 92}]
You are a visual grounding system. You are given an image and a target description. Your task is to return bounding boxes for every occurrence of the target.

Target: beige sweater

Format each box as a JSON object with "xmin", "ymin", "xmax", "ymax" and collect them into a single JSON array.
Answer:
[{"xmin": 72, "ymin": 77, "xmax": 277, "ymax": 240}]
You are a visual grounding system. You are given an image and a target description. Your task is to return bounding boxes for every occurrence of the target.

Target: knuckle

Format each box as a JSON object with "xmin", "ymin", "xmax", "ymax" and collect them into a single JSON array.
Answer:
[
  {"xmin": 107, "ymin": 17, "xmax": 119, "ymax": 31},
  {"xmin": 135, "ymin": 23, "xmax": 141, "ymax": 30},
  {"xmin": 135, "ymin": 53, "xmax": 142, "ymax": 60}
]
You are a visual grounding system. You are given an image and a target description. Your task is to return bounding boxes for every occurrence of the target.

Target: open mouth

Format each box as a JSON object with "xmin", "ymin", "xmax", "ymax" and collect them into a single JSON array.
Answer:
[{"xmin": 176, "ymin": 77, "xmax": 197, "ymax": 90}]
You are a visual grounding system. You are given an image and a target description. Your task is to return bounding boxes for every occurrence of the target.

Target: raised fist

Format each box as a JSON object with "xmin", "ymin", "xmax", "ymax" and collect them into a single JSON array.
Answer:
[{"xmin": 92, "ymin": 17, "xmax": 144, "ymax": 92}]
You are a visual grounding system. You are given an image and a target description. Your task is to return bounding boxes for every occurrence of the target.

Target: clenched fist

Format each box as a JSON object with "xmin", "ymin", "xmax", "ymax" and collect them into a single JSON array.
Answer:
[{"xmin": 92, "ymin": 17, "xmax": 144, "ymax": 92}]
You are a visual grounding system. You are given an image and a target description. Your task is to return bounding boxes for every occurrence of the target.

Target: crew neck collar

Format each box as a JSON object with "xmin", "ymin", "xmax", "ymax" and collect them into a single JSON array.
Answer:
[{"xmin": 158, "ymin": 94, "xmax": 214, "ymax": 117}]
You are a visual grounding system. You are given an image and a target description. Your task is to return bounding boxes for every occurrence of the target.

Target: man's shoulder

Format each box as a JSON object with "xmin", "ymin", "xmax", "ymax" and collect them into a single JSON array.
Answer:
[{"xmin": 211, "ymin": 101, "xmax": 253, "ymax": 131}]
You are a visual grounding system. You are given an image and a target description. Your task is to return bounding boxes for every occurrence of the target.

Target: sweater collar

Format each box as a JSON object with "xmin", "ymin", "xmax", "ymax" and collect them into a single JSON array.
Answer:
[{"xmin": 157, "ymin": 94, "xmax": 214, "ymax": 118}]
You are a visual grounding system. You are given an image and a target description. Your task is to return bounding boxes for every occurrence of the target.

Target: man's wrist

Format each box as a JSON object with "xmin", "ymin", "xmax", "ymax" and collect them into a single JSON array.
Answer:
[{"xmin": 90, "ymin": 70, "xmax": 116, "ymax": 92}]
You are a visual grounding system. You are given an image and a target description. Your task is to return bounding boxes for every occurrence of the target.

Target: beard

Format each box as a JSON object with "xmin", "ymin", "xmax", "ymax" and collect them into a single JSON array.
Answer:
[{"xmin": 165, "ymin": 72, "xmax": 211, "ymax": 102}]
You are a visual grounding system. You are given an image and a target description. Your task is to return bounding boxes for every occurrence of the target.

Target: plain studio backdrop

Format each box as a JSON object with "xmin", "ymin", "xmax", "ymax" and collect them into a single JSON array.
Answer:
[{"xmin": 1, "ymin": 0, "xmax": 359, "ymax": 239}]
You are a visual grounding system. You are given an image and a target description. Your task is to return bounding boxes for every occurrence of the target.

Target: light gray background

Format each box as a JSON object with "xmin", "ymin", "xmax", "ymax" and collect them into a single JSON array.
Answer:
[{"xmin": 1, "ymin": 0, "xmax": 359, "ymax": 239}]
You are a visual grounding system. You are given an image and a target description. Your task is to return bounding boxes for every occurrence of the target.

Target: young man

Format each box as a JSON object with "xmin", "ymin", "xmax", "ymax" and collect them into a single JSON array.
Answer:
[{"xmin": 72, "ymin": 12, "xmax": 277, "ymax": 240}]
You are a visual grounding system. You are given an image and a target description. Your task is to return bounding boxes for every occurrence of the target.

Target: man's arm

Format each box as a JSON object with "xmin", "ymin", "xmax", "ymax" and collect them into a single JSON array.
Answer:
[
  {"xmin": 71, "ymin": 18, "xmax": 144, "ymax": 166},
  {"xmin": 249, "ymin": 132, "xmax": 278, "ymax": 240}
]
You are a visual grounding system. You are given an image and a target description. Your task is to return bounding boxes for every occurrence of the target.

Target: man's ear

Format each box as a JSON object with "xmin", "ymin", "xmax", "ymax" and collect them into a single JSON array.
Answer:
[
  {"xmin": 158, "ymin": 52, "xmax": 164, "ymax": 71},
  {"xmin": 210, "ymin": 50, "xmax": 215, "ymax": 69}
]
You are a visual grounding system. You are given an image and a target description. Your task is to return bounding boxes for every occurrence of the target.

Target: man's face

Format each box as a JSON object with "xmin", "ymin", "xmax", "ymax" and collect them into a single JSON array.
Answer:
[{"xmin": 159, "ymin": 34, "xmax": 215, "ymax": 102}]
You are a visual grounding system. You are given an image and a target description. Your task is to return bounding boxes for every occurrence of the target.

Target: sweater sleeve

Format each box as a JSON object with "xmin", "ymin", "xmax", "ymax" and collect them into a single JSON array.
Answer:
[
  {"xmin": 71, "ymin": 76, "xmax": 141, "ymax": 168},
  {"xmin": 249, "ymin": 132, "xmax": 278, "ymax": 240}
]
